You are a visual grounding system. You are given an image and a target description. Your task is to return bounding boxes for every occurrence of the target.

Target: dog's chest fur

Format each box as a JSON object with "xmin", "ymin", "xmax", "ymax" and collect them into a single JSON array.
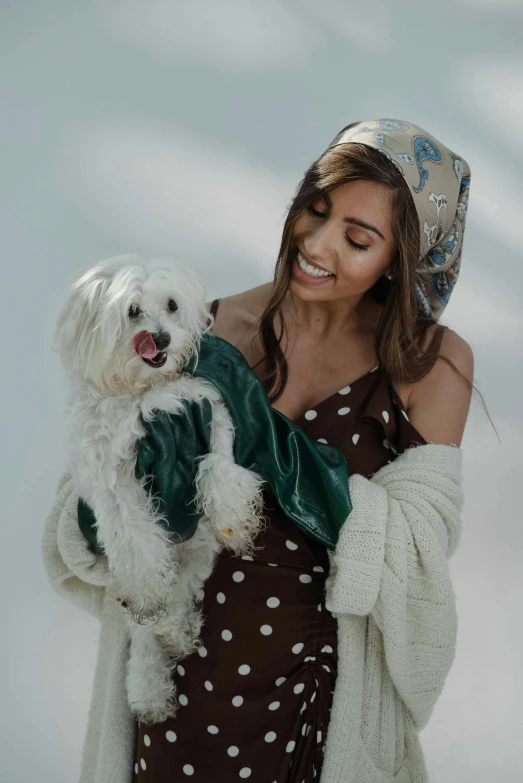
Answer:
[{"xmin": 65, "ymin": 373, "xmax": 219, "ymax": 509}]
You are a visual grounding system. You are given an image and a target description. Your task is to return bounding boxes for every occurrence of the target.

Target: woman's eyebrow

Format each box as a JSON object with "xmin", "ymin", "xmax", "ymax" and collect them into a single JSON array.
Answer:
[
  {"xmin": 343, "ymin": 217, "xmax": 385, "ymax": 240},
  {"xmin": 320, "ymin": 192, "xmax": 385, "ymax": 240}
]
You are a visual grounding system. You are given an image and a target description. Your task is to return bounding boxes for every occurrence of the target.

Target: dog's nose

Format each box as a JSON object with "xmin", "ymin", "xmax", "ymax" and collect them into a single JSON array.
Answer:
[{"xmin": 153, "ymin": 332, "xmax": 171, "ymax": 351}]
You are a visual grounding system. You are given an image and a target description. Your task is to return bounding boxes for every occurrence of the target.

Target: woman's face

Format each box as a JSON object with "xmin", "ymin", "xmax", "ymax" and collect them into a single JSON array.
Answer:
[{"xmin": 289, "ymin": 179, "xmax": 397, "ymax": 303}]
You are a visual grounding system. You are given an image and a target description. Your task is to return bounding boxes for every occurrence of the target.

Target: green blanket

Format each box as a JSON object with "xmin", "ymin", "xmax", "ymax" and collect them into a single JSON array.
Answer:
[{"xmin": 78, "ymin": 333, "xmax": 352, "ymax": 553}]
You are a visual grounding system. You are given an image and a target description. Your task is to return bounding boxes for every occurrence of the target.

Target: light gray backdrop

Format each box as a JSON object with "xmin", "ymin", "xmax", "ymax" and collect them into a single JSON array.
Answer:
[{"xmin": 1, "ymin": 0, "xmax": 522, "ymax": 781}]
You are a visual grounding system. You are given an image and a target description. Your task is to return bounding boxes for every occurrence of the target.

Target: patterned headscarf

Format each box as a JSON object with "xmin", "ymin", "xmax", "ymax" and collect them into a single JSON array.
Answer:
[{"xmin": 325, "ymin": 118, "xmax": 471, "ymax": 321}]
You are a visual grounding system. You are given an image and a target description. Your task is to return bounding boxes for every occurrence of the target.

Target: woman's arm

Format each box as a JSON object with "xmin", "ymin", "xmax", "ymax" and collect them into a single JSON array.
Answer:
[
  {"xmin": 406, "ymin": 328, "xmax": 474, "ymax": 447},
  {"xmin": 41, "ymin": 473, "xmax": 112, "ymax": 621},
  {"xmin": 325, "ymin": 328, "xmax": 470, "ymax": 733},
  {"xmin": 326, "ymin": 441, "xmax": 463, "ymax": 730}
]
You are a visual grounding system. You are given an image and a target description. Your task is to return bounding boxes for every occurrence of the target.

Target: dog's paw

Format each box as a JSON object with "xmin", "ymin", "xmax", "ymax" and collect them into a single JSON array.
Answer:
[
  {"xmin": 115, "ymin": 568, "xmax": 177, "ymax": 624},
  {"xmin": 194, "ymin": 456, "xmax": 266, "ymax": 549},
  {"xmin": 206, "ymin": 463, "xmax": 266, "ymax": 554},
  {"xmin": 112, "ymin": 550, "xmax": 178, "ymax": 623},
  {"xmin": 116, "ymin": 594, "xmax": 168, "ymax": 625}
]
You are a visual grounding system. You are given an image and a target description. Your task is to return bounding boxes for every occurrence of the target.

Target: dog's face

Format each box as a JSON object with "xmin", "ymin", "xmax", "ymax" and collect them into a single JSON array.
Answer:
[{"xmin": 54, "ymin": 254, "xmax": 211, "ymax": 394}]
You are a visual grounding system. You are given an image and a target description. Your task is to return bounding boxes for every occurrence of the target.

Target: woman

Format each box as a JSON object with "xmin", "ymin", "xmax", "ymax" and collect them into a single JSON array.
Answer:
[
  {"xmin": 130, "ymin": 120, "xmax": 475, "ymax": 781},
  {"xmin": 42, "ymin": 119, "xmax": 479, "ymax": 783}
]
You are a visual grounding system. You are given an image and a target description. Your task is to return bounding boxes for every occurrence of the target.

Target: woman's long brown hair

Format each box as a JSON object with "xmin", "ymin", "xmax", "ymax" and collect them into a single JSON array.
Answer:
[{"xmin": 249, "ymin": 140, "xmax": 495, "ymax": 434}]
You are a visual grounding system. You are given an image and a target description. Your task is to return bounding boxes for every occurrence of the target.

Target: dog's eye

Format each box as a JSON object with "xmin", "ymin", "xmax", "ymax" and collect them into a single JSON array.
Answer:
[
  {"xmin": 167, "ymin": 299, "xmax": 178, "ymax": 313},
  {"xmin": 128, "ymin": 304, "xmax": 142, "ymax": 320}
]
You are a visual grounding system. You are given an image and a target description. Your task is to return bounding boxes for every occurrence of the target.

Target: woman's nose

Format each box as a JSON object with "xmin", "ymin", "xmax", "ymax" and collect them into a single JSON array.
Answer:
[{"xmin": 304, "ymin": 222, "xmax": 335, "ymax": 259}]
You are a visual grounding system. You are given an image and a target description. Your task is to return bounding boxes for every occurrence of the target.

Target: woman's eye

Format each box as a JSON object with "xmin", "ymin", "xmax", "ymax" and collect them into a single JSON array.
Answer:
[
  {"xmin": 307, "ymin": 205, "xmax": 368, "ymax": 251},
  {"xmin": 167, "ymin": 298, "xmax": 178, "ymax": 313},
  {"xmin": 128, "ymin": 304, "xmax": 141, "ymax": 319},
  {"xmin": 345, "ymin": 236, "xmax": 369, "ymax": 251},
  {"xmin": 306, "ymin": 206, "xmax": 325, "ymax": 218}
]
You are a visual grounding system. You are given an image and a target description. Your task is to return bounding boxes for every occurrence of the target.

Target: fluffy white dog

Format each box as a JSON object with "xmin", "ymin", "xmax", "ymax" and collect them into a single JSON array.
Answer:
[{"xmin": 54, "ymin": 253, "xmax": 265, "ymax": 724}]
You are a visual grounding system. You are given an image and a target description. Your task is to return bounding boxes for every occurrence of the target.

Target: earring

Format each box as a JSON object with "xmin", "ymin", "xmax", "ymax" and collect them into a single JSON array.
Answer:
[{"xmin": 386, "ymin": 273, "xmax": 392, "ymax": 280}]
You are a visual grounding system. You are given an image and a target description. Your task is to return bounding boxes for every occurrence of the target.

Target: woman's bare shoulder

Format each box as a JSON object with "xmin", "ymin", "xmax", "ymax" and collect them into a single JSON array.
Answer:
[
  {"xmin": 205, "ymin": 282, "xmax": 273, "ymax": 355},
  {"xmin": 405, "ymin": 325, "xmax": 474, "ymax": 447}
]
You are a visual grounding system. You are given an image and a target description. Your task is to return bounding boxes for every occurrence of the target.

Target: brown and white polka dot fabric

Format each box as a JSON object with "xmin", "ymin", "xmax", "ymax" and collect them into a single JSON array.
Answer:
[{"xmin": 132, "ymin": 299, "xmax": 428, "ymax": 782}]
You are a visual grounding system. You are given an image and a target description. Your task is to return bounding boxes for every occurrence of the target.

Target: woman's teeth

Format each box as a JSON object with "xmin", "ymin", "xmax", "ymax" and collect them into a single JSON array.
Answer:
[{"xmin": 297, "ymin": 252, "xmax": 333, "ymax": 278}]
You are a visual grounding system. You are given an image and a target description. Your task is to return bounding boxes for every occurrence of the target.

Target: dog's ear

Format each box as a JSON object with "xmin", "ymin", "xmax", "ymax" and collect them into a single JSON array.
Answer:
[{"xmin": 53, "ymin": 266, "xmax": 114, "ymax": 374}]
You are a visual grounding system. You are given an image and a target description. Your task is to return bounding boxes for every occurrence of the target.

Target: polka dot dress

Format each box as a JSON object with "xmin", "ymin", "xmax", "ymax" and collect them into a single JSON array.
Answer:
[{"xmin": 132, "ymin": 299, "xmax": 428, "ymax": 782}]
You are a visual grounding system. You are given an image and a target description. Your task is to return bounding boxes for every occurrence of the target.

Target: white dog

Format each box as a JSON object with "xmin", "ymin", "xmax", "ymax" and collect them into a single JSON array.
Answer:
[{"xmin": 54, "ymin": 254, "xmax": 265, "ymax": 724}]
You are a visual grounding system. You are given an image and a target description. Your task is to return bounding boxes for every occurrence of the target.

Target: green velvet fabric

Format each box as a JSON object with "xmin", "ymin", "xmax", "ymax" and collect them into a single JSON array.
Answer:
[{"xmin": 77, "ymin": 333, "xmax": 352, "ymax": 555}]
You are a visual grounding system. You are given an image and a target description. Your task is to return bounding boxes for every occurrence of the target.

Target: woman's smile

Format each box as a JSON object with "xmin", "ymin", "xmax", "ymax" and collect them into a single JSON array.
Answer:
[{"xmin": 292, "ymin": 249, "xmax": 335, "ymax": 286}]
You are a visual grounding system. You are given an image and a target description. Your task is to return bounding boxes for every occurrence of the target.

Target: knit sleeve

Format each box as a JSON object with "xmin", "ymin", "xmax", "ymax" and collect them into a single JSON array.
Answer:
[
  {"xmin": 325, "ymin": 443, "xmax": 463, "ymax": 730},
  {"xmin": 41, "ymin": 473, "xmax": 112, "ymax": 622}
]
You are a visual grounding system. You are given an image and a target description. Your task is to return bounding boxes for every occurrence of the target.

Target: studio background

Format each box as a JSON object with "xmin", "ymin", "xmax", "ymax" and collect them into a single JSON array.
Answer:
[{"xmin": 1, "ymin": 1, "xmax": 522, "ymax": 781}]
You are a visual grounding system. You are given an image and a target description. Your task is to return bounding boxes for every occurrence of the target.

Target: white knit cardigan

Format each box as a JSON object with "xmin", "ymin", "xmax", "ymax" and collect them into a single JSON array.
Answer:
[{"xmin": 41, "ymin": 443, "xmax": 463, "ymax": 783}]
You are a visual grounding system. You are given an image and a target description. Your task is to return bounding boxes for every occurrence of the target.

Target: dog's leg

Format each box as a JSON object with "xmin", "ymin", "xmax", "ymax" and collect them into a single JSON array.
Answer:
[
  {"xmin": 153, "ymin": 522, "xmax": 221, "ymax": 658},
  {"xmin": 125, "ymin": 618, "xmax": 179, "ymax": 725},
  {"xmin": 192, "ymin": 399, "xmax": 266, "ymax": 555},
  {"xmin": 125, "ymin": 525, "xmax": 220, "ymax": 723},
  {"xmin": 92, "ymin": 467, "xmax": 179, "ymax": 625}
]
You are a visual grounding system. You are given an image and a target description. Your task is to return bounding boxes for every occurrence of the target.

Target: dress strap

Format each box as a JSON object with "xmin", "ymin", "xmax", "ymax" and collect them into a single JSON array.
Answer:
[{"xmin": 209, "ymin": 298, "xmax": 221, "ymax": 318}]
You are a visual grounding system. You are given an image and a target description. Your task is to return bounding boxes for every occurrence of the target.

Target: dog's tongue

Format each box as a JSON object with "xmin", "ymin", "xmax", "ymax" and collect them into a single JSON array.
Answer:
[{"xmin": 132, "ymin": 330, "xmax": 159, "ymax": 359}]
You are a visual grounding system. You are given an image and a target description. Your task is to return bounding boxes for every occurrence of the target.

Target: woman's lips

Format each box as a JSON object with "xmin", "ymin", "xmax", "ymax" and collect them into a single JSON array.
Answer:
[{"xmin": 291, "ymin": 253, "xmax": 334, "ymax": 286}]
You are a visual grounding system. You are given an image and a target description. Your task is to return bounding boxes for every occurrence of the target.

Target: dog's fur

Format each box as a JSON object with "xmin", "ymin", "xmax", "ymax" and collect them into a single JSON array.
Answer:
[{"xmin": 54, "ymin": 254, "xmax": 266, "ymax": 724}]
